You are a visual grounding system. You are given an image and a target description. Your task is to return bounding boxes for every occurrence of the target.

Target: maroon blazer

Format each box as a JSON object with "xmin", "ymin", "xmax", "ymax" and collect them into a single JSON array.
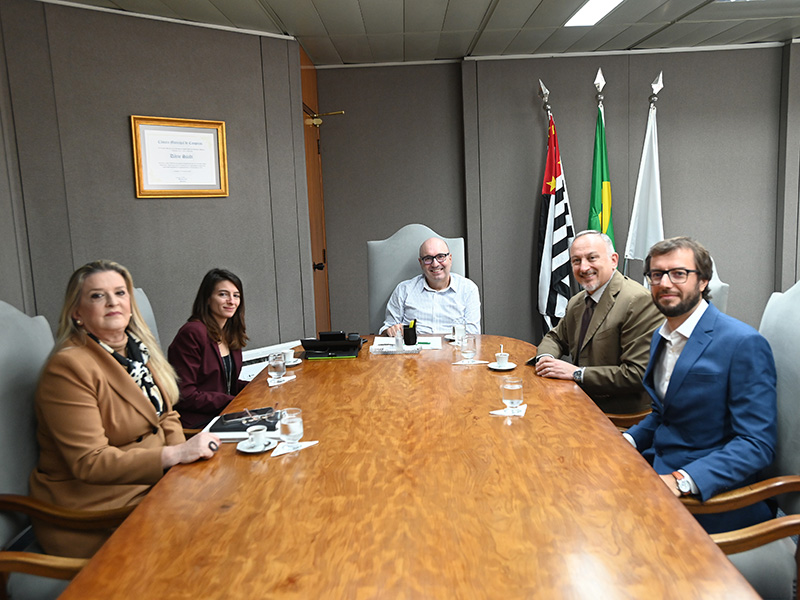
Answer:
[{"xmin": 168, "ymin": 321, "xmax": 247, "ymax": 428}]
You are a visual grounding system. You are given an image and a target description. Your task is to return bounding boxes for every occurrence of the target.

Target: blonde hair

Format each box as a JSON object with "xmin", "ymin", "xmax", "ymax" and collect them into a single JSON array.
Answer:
[{"xmin": 56, "ymin": 260, "xmax": 179, "ymax": 405}]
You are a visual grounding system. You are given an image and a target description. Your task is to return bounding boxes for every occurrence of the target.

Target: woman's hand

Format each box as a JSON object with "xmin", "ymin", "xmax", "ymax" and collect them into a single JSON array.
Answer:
[{"xmin": 161, "ymin": 432, "xmax": 221, "ymax": 470}]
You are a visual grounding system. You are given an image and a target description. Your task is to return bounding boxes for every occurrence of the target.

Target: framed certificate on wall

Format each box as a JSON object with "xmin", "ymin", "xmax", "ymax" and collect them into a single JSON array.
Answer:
[{"xmin": 131, "ymin": 115, "xmax": 229, "ymax": 198}]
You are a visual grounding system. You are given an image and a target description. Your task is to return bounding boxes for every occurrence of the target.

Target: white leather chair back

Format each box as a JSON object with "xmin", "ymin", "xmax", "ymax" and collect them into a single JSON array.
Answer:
[
  {"xmin": 367, "ymin": 224, "xmax": 465, "ymax": 334},
  {"xmin": 0, "ymin": 302, "xmax": 53, "ymax": 543},
  {"xmin": 707, "ymin": 257, "xmax": 730, "ymax": 314},
  {"xmin": 134, "ymin": 288, "xmax": 160, "ymax": 348}
]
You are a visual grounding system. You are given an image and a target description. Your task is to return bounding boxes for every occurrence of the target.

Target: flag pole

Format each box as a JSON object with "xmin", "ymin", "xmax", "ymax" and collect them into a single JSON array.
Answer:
[{"xmin": 623, "ymin": 71, "xmax": 664, "ymax": 276}]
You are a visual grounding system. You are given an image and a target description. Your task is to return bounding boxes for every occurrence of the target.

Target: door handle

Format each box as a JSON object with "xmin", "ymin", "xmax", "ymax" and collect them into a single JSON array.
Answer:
[{"xmin": 313, "ymin": 262, "xmax": 325, "ymax": 271}]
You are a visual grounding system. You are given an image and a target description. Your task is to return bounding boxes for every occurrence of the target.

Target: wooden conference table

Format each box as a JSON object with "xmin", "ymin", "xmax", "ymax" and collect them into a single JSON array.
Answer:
[{"xmin": 62, "ymin": 335, "xmax": 757, "ymax": 599}]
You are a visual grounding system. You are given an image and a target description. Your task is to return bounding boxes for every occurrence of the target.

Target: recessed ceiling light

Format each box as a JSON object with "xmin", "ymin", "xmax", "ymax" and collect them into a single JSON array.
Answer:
[{"xmin": 565, "ymin": 0, "xmax": 627, "ymax": 27}]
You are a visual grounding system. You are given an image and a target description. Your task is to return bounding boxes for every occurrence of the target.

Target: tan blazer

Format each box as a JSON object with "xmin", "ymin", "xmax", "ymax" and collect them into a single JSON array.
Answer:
[
  {"xmin": 536, "ymin": 270, "xmax": 664, "ymax": 414},
  {"xmin": 29, "ymin": 336, "xmax": 185, "ymax": 558}
]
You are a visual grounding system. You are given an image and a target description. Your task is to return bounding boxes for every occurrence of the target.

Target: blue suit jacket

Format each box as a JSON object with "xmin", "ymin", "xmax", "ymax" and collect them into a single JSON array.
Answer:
[{"xmin": 627, "ymin": 303, "xmax": 777, "ymax": 532}]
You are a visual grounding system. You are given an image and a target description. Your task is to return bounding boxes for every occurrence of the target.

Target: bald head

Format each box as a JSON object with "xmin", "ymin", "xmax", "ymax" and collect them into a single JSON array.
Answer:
[{"xmin": 418, "ymin": 237, "xmax": 452, "ymax": 290}]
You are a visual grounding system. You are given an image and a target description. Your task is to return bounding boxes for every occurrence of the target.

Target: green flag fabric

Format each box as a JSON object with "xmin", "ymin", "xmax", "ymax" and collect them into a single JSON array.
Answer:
[{"xmin": 588, "ymin": 105, "xmax": 614, "ymax": 247}]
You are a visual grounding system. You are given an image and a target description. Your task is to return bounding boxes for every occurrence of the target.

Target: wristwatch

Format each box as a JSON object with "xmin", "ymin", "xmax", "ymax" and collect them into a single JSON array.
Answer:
[
  {"xmin": 672, "ymin": 471, "xmax": 692, "ymax": 495},
  {"xmin": 572, "ymin": 368, "xmax": 583, "ymax": 384}
]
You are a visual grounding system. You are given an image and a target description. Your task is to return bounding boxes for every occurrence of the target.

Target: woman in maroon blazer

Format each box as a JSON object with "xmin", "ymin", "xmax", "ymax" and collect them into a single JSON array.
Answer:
[{"xmin": 168, "ymin": 269, "xmax": 249, "ymax": 428}]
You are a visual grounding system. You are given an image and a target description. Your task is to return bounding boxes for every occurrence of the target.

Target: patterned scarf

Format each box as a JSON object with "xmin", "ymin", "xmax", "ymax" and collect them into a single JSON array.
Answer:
[{"xmin": 89, "ymin": 331, "xmax": 165, "ymax": 415}]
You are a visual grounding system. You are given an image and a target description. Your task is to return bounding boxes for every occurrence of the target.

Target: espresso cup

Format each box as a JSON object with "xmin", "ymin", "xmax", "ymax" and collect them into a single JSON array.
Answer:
[
  {"xmin": 495, "ymin": 352, "xmax": 509, "ymax": 367},
  {"xmin": 282, "ymin": 348, "xmax": 295, "ymax": 363},
  {"xmin": 246, "ymin": 424, "xmax": 268, "ymax": 449}
]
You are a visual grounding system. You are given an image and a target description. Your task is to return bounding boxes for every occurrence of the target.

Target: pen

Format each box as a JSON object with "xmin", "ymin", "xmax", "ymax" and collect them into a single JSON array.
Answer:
[{"xmin": 418, "ymin": 341, "xmax": 431, "ymax": 345}]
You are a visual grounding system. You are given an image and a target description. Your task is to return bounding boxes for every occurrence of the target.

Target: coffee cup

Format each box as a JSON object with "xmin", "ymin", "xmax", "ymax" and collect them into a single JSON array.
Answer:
[
  {"xmin": 495, "ymin": 352, "xmax": 509, "ymax": 367},
  {"xmin": 282, "ymin": 348, "xmax": 295, "ymax": 363},
  {"xmin": 246, "ymin": 424, "xmax": 268, "ymax": 449}
]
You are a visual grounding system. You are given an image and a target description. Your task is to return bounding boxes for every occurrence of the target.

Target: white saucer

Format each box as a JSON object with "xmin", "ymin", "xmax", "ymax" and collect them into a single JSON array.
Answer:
[
  {"xmin": 488, "ymin": 361, "xmax": 516, "ymax": 371},
  {"xmin": 236, "ymin": 438, "xmax": 278, "ymax": 454},
  {"xmin": 285, "ymin": 358, "xmax": 302, "ymax": 367}
]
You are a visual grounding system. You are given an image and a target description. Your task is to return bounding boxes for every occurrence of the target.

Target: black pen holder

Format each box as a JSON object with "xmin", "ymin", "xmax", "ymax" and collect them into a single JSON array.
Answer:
[{"xmin": 403, "ymin": 325, "xmax": 417, "ymax": 346}]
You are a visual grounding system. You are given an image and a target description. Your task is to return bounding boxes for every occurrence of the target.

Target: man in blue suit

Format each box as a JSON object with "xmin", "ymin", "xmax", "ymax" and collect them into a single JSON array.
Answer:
[{"xmin": 625, "ymin": 237, "xmax": 777, "ymax": 534}]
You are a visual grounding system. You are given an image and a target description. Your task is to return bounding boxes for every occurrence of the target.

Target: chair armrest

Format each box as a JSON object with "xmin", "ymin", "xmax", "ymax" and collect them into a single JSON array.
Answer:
[
  {"xmin": 606, "ymin": 409, "xmax": 651, "ymax": 430},
  {"xmin": 183, "ymin": 427, "xmax": 202, "ymax": 439},
  {"xmin": 681, "ymin": 476, "xmax": 800, "ymax": 514},
  {"xmin": 0, "ymin": 494, "xmax": 133, "ymax": 530},
  {"xmin": 710, "ymin": 513, "xmax": 800, "ymax": 555},
  {"xmin": 0, "ymin": 550, "xmax": 87, "ymax": 579}
]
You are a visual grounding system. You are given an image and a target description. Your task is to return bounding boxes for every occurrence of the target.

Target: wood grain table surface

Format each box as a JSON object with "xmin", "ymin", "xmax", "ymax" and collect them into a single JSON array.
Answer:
[{"xmin": 61, "ymin": 334, "xmax": 757, "ymax": 599}]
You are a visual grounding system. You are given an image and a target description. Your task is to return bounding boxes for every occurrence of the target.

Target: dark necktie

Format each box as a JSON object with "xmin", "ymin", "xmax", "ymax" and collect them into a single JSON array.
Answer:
[{"xmin": 576, "ymin": 295, "xmax": 595, "ymax": 366}]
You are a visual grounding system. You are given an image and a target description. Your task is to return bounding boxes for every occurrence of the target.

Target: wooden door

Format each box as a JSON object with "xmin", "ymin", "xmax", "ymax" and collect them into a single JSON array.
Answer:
[{"xmin": 300, "ymin": 47, "xmax": 331, "ymax": 333}]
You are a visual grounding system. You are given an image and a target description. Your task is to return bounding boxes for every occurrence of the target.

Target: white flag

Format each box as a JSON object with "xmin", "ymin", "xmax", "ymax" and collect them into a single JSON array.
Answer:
[{"xmin": 624, "ymin": 102, "xmax": 663, "ymax": 261}]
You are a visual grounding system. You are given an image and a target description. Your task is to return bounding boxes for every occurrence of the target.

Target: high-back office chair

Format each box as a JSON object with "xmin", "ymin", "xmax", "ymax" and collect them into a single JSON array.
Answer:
[
  {"xmin": 0, "ymin": 301, "xmax": 131, "ymax": 600},
  {"xmin": 367, "ymin": 224, "xmax": 466, "ymax": 334},
  {"xmin": 681, "ymin": 280, "xmax": 800, "ymax": 600},
  {"xmin": 133, "ymin": 288, "xmax": 161, "ymax": 348},
  {"xmin": 707, "ymin": 257, "xmax": 730, "ymax": 314}
]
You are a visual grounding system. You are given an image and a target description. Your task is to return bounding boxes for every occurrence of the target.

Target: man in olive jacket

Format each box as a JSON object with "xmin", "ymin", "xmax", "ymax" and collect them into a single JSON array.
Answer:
[{"xmin": 533, "ymin": 230, "xmax": 663, "ymax": 414}]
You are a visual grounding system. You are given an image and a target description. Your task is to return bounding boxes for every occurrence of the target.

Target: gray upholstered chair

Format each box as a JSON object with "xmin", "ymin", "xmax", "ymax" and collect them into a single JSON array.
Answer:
[
  {"xmin": 681, "ymin": 280, "xmax": 800, "ymax": 600},
  {"xmin": 707, "ymin": 257, "xmax": 730, "ymax": 314},
  {"xmin": 366, "ymin": 224, "xmax": 465, "ymax": 334},
  {"xmin": 134, "ymin": 287, "xmax": 160, "ymax": 348},
  {"xmin": 0, "ymin": 301, "xmax": 130, "ymax": 599}
]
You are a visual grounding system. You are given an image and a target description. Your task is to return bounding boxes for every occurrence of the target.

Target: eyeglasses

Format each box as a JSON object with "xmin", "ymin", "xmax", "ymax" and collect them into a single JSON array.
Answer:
[
  {"xmin": 420, "ymin": 253, "xmax": 450, "ymax": 265},
  {"xmin": 645, "ymin": 268, "xmax": 700, "ymax": 285}
]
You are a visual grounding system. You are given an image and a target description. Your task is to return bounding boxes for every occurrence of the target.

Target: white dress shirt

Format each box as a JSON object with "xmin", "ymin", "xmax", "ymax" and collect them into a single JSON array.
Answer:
[{"xmin": 380, "ymin": 273, "xmax": 481, "ymax": 335}]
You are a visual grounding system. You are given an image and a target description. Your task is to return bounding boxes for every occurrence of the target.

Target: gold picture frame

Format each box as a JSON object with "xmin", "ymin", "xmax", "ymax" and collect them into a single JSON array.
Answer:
[{"xmin": 131, "ymin": 115, "xmax": 229, "ymax": 198}]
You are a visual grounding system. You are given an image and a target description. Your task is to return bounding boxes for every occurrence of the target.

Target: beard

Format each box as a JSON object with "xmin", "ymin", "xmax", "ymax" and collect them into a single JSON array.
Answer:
[{"xmin": 654, "ymin": 287, "xmax": 702, "ymax": 317}]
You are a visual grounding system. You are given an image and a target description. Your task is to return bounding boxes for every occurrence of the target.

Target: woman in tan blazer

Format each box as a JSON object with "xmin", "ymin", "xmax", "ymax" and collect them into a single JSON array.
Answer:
[{"xmin": 29, "ymin": 260, "xmax": 221, "ymax": 558}]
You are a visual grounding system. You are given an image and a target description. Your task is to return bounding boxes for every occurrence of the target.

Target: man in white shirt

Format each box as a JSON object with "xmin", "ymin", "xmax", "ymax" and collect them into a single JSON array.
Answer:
[
  {"xmin": 624, "ymin": 236, "xmax": 777, "ymax": 533},
  {"xmin": 380, "ymin": 237, "xmax": 481, "ymax": 336}
]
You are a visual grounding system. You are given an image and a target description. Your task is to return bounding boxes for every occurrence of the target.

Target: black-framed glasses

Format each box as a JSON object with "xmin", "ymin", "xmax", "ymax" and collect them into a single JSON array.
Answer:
[
  {"xmin": 420, "ymin": 253, "xmax": 450, "ymax": 265},
  {"xmin": 645, "ymin": 268, "xmax": 700, "ymax": 285}
]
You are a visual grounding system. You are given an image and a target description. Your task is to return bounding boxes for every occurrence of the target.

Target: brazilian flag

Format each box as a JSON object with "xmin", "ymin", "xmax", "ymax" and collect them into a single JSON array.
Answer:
[{"xmin": 588, "ymin": 105, "xmax": 614, "ymax": 248}]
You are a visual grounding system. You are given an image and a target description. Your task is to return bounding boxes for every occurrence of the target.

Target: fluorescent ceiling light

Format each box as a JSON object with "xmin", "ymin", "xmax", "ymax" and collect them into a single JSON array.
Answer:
[{"xmin": 565, "ymin": 0, "xmax": 626, "ymax": 27}]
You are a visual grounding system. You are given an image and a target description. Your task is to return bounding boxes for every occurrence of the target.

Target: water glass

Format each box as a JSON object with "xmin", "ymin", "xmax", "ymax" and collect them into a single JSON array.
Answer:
[
  {"xmin": 501, "ymin": 376, "xmax": 523, "ymax": 412},
  {"xmin": 460, "ymin": 334, "xmax": 477, "ymax": 363},
  {"xmin": 267, "ymin": 353, "xmax": 286, "ymax": 381},
  {"xmin": 279, "ymin": 408, "xmax": 304, "ymax": 451}
]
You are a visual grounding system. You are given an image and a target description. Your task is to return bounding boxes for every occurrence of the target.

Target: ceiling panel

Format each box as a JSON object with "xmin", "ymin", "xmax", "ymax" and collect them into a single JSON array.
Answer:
[
  {"xmin": 403, "ymin": 32, "xmax": 441, "ymax": 62},
  {"xmin": 698, "ymin": 19, "xmax": 780, "ymax": 46},
  {"xmin": 39, "ymin": 0, "xmax": 800, "ymax": 66},
  {"xmin": 504, "ymin": 28, "xmax": 557, "ymax": 55},
  {"xmin": 565, "ymin": 24, "xmax": 631, "ymax": 53},
  {"xmin": 441, "ymin": 0, "xmax": 493, "ymax": 32},
  {"xmin": 329, "ymin": 34, "xmax": 373, "ymax": 63},
  {"xmin": 483, "ymin": 1, "xmax": 542, "ymax": 30},
  {"xmin": 161, "ymin": 0, "xmax": 233, "ymax": 27},
  {"xmin": 209, "ymin": 0, "xmax": 282, "ymax": 33},
  {"xmin": 404, "ymin": 0, "xmax": 448, "ymax": 33},
  {"xmin": 367, "ymin": 33, "xmax": 403, "ymax": 62},
  {"xmin": 313, "ymin": 0, "xmax": 365, "ymax": 36},
  {"xmin": 597, "ymin": 23, "xmax": 665, "ymax": 51},
  {"xmin": 471, "ymin": 29, "xmax": 521, "ymax": 56},
  {"xmin": 525, "ymin": 0, "xmax": 587, "ymax": 29},
  {"xmin": 437, "ymin": 30, "xmax": 479, "ymax": 59},
  {"xmin": 266, "ymin": 0, "xmax": 327, "ymax": 36},
  {"xmin": 297, "ymin": 35, "xmax": 342, "ymax": 65},
  {"xmin": 360, "ymin": 0, "xmax": 402, "ymax": 35}
]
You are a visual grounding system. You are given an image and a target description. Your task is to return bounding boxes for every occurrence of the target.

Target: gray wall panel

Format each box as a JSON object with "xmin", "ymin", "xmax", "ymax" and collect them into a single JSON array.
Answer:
[
  {"xmin": 628, "ymin": 49, "xmax": 782, "ymax": 324},
  {"xmin": 1, "ymin": 0, "xmax": 73, "ymax": 323},
  {"xmin": 0, "ymin": 0, "xmax": 313, "ymax": 350},
  {"xmin": 318, "ymin": 63, "xmax": 466, "ymax": 334}
]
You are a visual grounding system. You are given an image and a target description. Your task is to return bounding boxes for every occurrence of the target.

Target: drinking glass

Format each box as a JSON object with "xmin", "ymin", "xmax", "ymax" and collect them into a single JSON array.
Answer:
[
  {"xmin": 501, "ymin": 376, "xmax": 524, "ymax": 414},
  {"xmin": 452, "ymin": 317, "xmax": 467, "ymax": 346},
  {"xmin": 460, "ymin": 334, "xmax": 477, "ymax": 363},
  {"xmin": 279, "ymin": 408, "xmax": 304, "ymax": 451},
  {"xmin": 267, "ymin": 353, "xmax": 286, "ymax": 381}
]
